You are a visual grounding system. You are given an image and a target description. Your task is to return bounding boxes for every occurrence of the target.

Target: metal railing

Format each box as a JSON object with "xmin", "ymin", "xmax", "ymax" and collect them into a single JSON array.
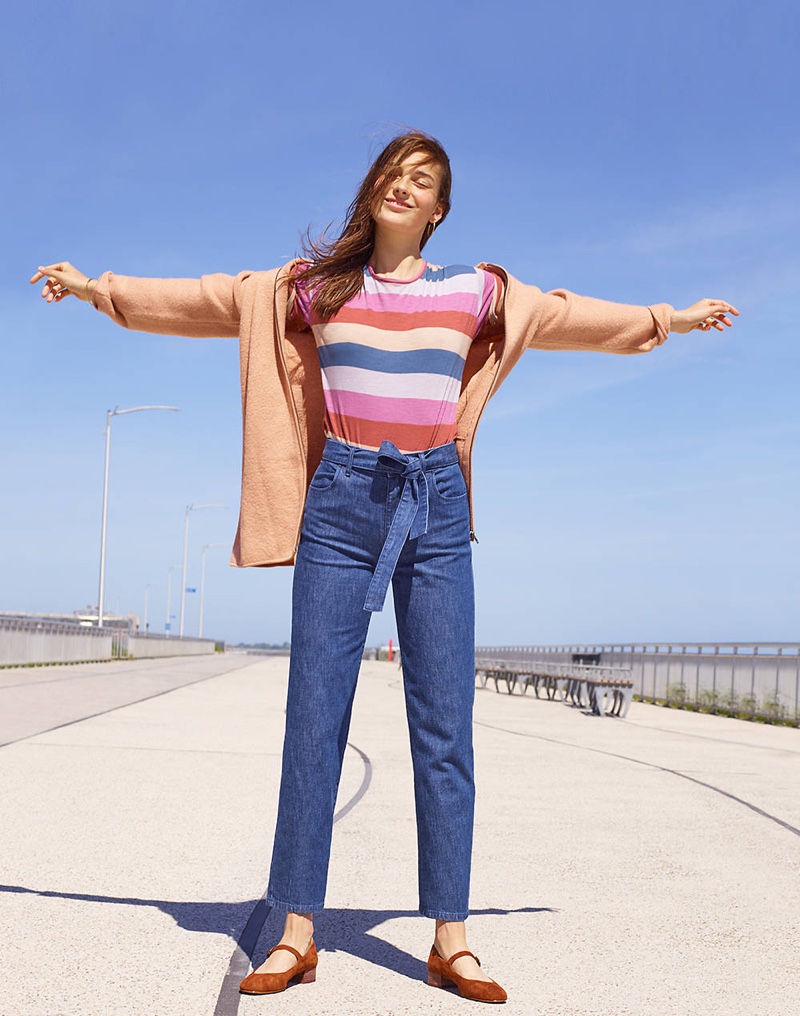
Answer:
[
  {"xmin": 1, "ymin": 616, "xmax": 217, "ymax": 667},
  {"xmin": 0, "ymin": 616, "xmax": 112, "ymax": 666},
  {"xmin": 475, "ymin": 643, "xmax": 800, "ymax": 725}
]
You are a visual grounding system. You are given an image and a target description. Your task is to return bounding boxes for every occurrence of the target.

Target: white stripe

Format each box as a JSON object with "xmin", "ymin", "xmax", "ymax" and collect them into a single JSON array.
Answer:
[
  {"xmin": 362, "ymin": 268, "xmax": 483, "ymax": 299},
  {"xmin": 316, "ymin": 322, "xmax": 473, "ymax": 355},
  {"xmin": 321, "ymin": 365, "xmax": 462, "ymax": 403}
]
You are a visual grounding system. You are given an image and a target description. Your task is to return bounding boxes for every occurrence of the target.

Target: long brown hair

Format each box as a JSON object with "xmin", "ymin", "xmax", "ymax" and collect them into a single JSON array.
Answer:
[{"xmin": 294, "ymin": 130, "xmax": 452, "ymax": 320}]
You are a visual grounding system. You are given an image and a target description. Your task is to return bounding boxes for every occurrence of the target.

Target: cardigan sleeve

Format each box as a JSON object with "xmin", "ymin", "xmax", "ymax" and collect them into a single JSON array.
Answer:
[
  {"xmin": 494, "ymin": 269, "xmax": 674, "ymax": 355},
  {"xmin": 526, "ymin": 287, "xmax": 674, "ymax": 354},
  {"xmin": 91, "ymin": 270, "xmax": 253, "ymax": 338}
]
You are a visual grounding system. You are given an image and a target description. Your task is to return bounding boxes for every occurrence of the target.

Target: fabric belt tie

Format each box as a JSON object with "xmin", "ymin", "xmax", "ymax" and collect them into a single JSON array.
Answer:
[{"xmin": 363, "ymin": 440, "xmax": 430, "ymax": 613}]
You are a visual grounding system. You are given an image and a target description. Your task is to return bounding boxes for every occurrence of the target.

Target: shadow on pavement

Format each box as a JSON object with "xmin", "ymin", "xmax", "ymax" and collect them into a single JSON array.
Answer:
[
  {"xmin": 288, "ymin": 905, "xmax": 554, "ymax": 982},
  {"xmin": 1, "ymin": 883, "xmax": 551, "ymax": 980}
]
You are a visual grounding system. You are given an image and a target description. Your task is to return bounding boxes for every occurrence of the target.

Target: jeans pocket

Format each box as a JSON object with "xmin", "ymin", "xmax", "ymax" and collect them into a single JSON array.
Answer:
[
  {"xmin": 430, "ymin": 463, "xmax": 468, "ymax": 501},
  {"xmin": 308, "ymin": 460, "xmax": 340, "ymax": 491}
]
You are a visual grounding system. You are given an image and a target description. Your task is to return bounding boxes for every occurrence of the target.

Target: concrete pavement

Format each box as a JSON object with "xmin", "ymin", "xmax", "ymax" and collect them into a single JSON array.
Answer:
[{"xmin": 0, "ymin": 654, "xmax": 798, "ymax": 1015}]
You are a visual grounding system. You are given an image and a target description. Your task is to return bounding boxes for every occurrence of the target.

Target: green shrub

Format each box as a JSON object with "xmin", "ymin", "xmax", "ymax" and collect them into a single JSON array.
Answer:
[
  {"xmin": 697, "ymin": 688, "xmax": 721, "ymax": 709},
  {"xmin": 760, "ymin": 692, "xmax": 787, "ymax": 720},
  {"xmin": 666, "ymin": 682, "xmax": 688, "ymax": 704},
  {"xmin": 717, "ymin": 690, "xmax": 739, "ymax": 711}
]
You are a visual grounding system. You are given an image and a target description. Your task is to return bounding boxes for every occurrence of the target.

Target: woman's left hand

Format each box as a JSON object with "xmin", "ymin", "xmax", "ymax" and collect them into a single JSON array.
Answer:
[{"xmin": 670, "ymin": 299, "xmax": 739, "ymax": 334}]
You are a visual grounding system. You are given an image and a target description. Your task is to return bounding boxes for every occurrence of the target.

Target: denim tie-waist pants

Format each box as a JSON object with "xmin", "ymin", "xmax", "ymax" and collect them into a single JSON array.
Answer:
[{"xmin": 265, "ymin": 437, "xmax": 476, "ymax": 921}]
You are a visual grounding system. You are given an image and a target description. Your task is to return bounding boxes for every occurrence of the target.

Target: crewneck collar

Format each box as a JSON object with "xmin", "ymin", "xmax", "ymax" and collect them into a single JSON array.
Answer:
[{"xmin": 367, "ymin": 260, "xmax": 427, "ymax": 284}]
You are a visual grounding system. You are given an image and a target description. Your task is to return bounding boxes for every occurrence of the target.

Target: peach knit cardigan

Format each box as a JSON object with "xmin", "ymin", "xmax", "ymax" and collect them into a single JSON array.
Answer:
[{"xmin": 92, "ymin": 259, "xmax": 673, "ymax": 568}]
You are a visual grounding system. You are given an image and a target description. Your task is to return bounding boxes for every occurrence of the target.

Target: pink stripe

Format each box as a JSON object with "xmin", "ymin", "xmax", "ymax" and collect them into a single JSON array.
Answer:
[
  {"xmin": 346, "ymin": 290, "xmax": 478, "ymax": 315},
  {"xmin": 482, "ymin": 270, "xmax": 497, "ymax": 300},
  {"xmin": 324, "ymin": 390, "xmax": 458, "ymax": 426},
  {"xmin": 326, "ymin": 412, "xmax": 458, "ymax": 453}
]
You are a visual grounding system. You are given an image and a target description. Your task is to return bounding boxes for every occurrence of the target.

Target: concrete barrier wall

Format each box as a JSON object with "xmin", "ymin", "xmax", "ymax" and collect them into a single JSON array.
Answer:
[
  {"xmin": 476, "ymin": 643, "xmax": 800, "ymax": 722},
  {"xmin": 0, "ymin": 621, "xmax": 112, "ymax": 666},
  {"xmin": 127, "ymin": 635, "xmax": 216, "ymax": 659},
  {"xmin": 1, "ymin": 618, "xmax": 217, "ymax": 666}
]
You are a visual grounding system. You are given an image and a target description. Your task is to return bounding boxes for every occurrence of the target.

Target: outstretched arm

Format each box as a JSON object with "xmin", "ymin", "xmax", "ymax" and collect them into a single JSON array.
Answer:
[
  {"xmin": 496, "ymin": 271, "xmax": 739, "ymax": 355},
  {"xmin": 29, "ymin": 261, "xmax": 244, "ymax": 338}
]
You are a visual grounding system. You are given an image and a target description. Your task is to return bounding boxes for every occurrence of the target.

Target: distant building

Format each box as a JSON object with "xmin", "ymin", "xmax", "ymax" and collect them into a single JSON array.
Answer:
[{"xmin": 0, "ymin": 609, "xmax": 139, "ymax": 631}]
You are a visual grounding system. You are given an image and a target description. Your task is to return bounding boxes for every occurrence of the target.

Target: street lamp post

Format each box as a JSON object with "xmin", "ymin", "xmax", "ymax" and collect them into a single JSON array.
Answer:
[
  {"xmin": 165, "ymin": 564, "xmax": 181, "ymax": 637},
  {"xmin": 199, "ymin": 543, "xmax": 226, "ymax": 639},
  {"xmin": 180, "ymin": 504, "xmax": 229, "ymax": 637},
  {"xmin": 97, "ymin": 405, "xmax": 179, "ymax": 628},
  {"xmin": 143, "ymin": 582, "xmax": 158, "ymax": 634}
]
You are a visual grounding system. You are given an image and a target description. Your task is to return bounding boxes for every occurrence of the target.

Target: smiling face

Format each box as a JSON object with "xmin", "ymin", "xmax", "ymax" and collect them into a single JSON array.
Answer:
[{"xmin": 371, "ymin": 152, "xmax": 445, "ymax": 243}]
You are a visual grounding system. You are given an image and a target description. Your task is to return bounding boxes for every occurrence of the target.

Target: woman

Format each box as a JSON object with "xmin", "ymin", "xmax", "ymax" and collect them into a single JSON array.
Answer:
[{"xmin": 30, "ymin": 129, "xmax": 738, "ymax": 1005}]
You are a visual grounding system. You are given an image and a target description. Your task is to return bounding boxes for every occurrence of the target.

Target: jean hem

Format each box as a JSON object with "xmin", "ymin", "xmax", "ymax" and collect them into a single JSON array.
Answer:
[
  {"xmin": 419, "ymin": 906, "xmax": 470, "ymax": 921},
  {"xmin": 265, "ymin": 894, "xmax": 325, "ymax": 914}
]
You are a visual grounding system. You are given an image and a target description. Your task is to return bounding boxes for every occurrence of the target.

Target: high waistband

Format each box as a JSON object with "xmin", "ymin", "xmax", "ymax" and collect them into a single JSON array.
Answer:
[
  {"xmin": 320, "ymin": 436, "xmax": 459, "ymax": 472},
  {"xmin": 319, "ymin": 438, "xmax": 459, "ymax": 613}
]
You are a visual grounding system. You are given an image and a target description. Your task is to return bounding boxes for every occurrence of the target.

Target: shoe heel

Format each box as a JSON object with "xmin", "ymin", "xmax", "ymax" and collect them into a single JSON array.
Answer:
[
  {"xmin": 427, "ymin": 971, "xmax": 445, "ymax": 988},
  {"xmin": 299, "ymin": 966, "xmax": 317, "ymax": 984}
]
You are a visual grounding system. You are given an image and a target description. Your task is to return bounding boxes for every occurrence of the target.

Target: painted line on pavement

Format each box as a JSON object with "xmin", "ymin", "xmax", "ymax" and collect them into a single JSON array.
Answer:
[
  {"xmin": 392, "ymin": 677, "xmax": 799, "ymax": 833},
  {"xmin": 625, "ymin": 717, "xmax": 800, "ymax": 755},
  {"xmin": 0, "ymin": 660, "xmax": 255, "ymax": 750},
  {"xmin": 213, "ymin": 740, "xmax": 373, "ymax": 1016},
  {"xmin": 474, "ymin": 718, "xmax": 800, "ymax": 839}
]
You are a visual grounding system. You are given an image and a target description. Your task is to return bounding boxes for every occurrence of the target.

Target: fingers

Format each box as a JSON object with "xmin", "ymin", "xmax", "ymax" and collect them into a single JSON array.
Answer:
[
  {"xmin": 695, "ymin": 299, "xmax": 740, "ymax": 332},
  {"xmin": 697, "ymin": 313, "xmax": 732, "ymax": 332},
  {"xmin": 29, "ymin": 266, "xmax": 60, "ymax": 284},
  {"xmin": 40, "ymin": 277, "xmax": 70, "ymax": 303},
  {"xmin": 696, "ymin": 318, "xmax": 723, "ymax": 332},
  {"xmin": 33, "ymin": 263, "xmax": 63, "ymax": 281},
  {"xmin": 705, "ymin": 298, "xmax": 740, "ymax": 316},
  {"xmin": 31, "ymin": 263, "xmax": 74, "ymax": 302}
]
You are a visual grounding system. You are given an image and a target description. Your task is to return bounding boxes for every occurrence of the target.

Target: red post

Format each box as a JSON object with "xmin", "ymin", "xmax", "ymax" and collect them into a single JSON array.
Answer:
[{"xmin": 388, "ymin": 638, "xmax": 393, "ymax": 662}]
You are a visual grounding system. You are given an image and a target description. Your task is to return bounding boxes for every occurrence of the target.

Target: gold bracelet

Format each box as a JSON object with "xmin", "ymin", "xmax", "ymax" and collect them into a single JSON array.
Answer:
[{"xmin": 85, "ymin": 277, "xmax": 95, "ymax": 304}]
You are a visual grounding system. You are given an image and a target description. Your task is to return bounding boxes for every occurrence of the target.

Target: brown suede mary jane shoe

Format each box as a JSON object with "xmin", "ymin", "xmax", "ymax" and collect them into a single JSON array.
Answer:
[
  {"xmin": 239, "ymin": 940, "xmax": 318, "ymax": 995},
  {"xmin": 427, "ymin": 946, "xmax": 507, "ymax": 1004}
]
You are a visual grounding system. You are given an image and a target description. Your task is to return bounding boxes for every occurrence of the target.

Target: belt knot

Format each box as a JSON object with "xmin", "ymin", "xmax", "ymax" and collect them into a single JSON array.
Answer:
[{"xmin": 363, "ymin": 441, "xmax": 430, "ymax": 611}]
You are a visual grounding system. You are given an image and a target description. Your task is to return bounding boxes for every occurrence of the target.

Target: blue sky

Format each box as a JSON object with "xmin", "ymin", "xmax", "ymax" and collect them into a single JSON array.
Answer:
[{"xmin": 2, "ymin": 1, "xmax": 798, "ymax": 645}]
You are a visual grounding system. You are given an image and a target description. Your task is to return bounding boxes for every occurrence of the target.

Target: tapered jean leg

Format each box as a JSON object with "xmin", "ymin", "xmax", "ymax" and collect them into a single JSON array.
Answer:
[
  {"xmin": 265, "ymin": 474, "xmax": 375, "ymax": 912},
  {"xmin": 392, "ymin": 478, "xmax": 476, "ymax": 921}
]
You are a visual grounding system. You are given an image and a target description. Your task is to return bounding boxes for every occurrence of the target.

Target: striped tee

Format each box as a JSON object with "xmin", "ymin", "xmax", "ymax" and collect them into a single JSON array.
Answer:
[{"xmin": 292, "ymin": 262, "xmax": 497, "ymax": 453}]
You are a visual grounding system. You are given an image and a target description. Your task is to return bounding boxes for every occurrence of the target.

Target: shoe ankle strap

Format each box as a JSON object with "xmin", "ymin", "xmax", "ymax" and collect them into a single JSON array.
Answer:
[
  {"xmin": 267, "ymin": 943, "xmax": 303, "ymax": 962},
  {"xmin": 446, "ymin": 949, "xmax": 480, "ymax": 967}
]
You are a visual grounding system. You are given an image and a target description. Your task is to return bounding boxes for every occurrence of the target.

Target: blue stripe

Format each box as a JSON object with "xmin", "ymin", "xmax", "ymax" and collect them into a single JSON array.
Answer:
[
  {"xmin": 423, "ymin": 264, "xmax": 477, "ymax": 283},
  {"xmin": 361, "ymin": 263, "xmax": 477, "ymax": 284},
  {"xmin": 318, "ymin": 342, "xmax": 466, "ymax": 378}
]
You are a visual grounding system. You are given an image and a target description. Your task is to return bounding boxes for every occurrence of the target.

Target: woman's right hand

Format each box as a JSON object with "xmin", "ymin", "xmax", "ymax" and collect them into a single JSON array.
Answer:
[{"xmin": 29, "ymin": 262, "xmax": 96, "ymax": 304}]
